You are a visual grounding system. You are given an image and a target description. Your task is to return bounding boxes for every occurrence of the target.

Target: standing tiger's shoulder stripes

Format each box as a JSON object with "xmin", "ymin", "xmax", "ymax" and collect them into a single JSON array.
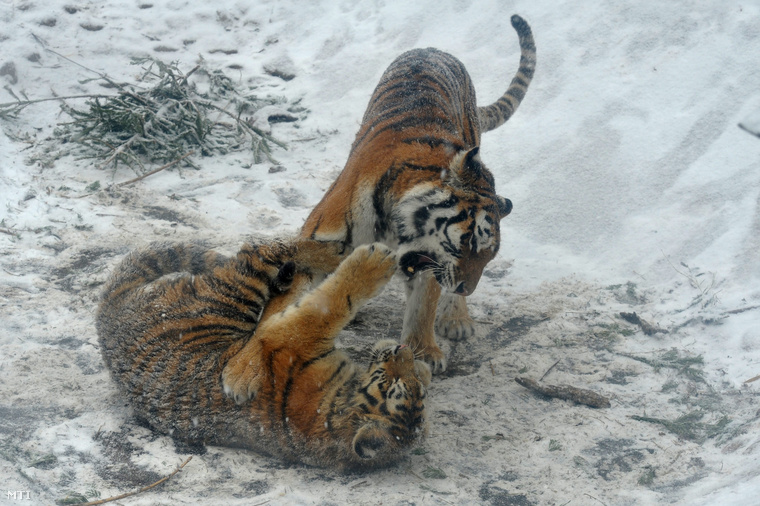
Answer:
[
  {"xmin": 300, "ymin": 14, "xmax": 536, "ymax": 373},
  {"xmin": 97, "ymin": 240, "xmax": 430, "ymax": 470}
]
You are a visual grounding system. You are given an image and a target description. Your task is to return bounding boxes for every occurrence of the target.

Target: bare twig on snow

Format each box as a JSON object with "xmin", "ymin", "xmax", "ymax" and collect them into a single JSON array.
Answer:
[{"xmin": 515, "ymin": 376, "xmax": 611, "ymax": 409}]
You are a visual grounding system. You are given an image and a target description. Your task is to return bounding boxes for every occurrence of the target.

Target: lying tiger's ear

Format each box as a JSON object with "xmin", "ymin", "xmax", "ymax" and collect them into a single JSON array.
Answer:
[
  {"xmin": 352, "ymin": 420, "xmax": 392, "ymax": 460},
  {"xmin": 415, "ymin": 360, "xmax": 432, "ymax": 387},
  {"xmin": 496, "ymin": 195, "xmax": 513, "ymax": 218}
]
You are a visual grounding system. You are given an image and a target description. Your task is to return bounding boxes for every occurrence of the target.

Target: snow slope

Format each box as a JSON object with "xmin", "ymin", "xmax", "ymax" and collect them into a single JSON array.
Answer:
[{"xmin": 1, "ymin": 0, "xmax": 759, "ymax": 504}]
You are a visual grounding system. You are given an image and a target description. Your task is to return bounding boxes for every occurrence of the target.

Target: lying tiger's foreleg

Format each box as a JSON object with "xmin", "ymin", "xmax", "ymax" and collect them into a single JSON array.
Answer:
[
  {"xmin": 219, "ymin": 239, "xmax": 343, "ymax": 403},
  {"xmin": 402, "ymin": 272, "xmax": 447, "ymax": 374},
  {"xmin": 222, "ymin": 243, "xmax": 396, "ymax": 403}
]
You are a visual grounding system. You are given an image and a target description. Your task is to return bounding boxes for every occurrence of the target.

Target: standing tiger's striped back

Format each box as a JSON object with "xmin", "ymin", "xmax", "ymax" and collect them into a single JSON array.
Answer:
[
  {"xmin": 297, "ymin": 15, "xmax": 536, "ymax": 374},
  {"xmin": 355, "ymin": 14, "xmax": 535, "ymax": 155},
  {"xmin": 97, "ymin": 240, "xmax": 431, "ymax": 470}
]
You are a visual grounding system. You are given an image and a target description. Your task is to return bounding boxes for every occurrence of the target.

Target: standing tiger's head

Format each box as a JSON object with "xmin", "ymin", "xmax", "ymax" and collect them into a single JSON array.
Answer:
[
  {"xmin": 394, "ymin": 147, "xmax": 512, "ymax": 296},
  {"xmin": 350, "ymin": 340, "xmax": 431, "ymax": 464}
]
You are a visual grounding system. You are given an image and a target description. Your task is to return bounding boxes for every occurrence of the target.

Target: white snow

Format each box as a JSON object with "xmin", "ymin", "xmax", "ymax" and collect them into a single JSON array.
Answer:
[{"xmin": 1, "ymin": 0, "xmax": 759, "ymax": 504}]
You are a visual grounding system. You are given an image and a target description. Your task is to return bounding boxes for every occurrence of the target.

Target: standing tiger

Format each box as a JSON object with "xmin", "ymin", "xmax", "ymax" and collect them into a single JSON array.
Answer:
[
  {"xmin": 97, "ymin": 240, "xmax": 431, "ymax": 470},
  {"xmin": 300, "ymin": 15, "xmax": 536, "ymax": 372}
]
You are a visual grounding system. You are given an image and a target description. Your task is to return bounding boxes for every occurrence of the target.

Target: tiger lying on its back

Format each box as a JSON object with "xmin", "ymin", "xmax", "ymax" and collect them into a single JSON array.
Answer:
[
  {"xmin": 97, "ymin": 240, "xmax": 430, "ymax": 470},
  {"xmin": 293, "ymin": 15, "xmax": 536, "ymax": 375}
]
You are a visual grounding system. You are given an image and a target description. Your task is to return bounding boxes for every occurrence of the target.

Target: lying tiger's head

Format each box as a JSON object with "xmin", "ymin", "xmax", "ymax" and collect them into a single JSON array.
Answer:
[
  {"xmin": 351, "ymin": 340, "xmax": 431, "ymax": 464},
  {"xmin": 393, "ymin": 147, "xmax": 512, "ymax": 295}
]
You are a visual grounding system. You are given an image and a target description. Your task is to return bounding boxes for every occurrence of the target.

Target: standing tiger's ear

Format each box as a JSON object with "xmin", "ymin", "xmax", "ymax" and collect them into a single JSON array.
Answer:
[
  {"xmin": 447, "ymin": 146, "xmax": 483, "ymax": 187},
  {"xmin": 464, "ymin": 146, "xmax": 480, "ymax": 167},
  {"xmin": 461, "ymin": 146, "xmax": 483, "ymax": 180},
  {"xmin": 497, "ymin": 195, "xmax": 513, "ymax": 218}
]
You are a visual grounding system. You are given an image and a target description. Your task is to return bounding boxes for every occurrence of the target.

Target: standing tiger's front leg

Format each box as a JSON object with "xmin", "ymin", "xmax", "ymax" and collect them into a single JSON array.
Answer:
[
  {"xmin": 222, "ymin": 243, "xmax": 397, "ymax": 403},
  {"xmin": 402, "ymin": 272, "xmax": 447, "ymax": 374},
  {"xmin": 435, "ymin": 292, "xmax": 476, "ymax": 341}
]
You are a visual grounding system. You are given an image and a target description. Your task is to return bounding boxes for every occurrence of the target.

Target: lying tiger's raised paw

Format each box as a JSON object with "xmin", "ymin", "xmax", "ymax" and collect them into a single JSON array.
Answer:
[
  {"xmin": 221, "ymin": 341, "xmax": 264, "ymax": 404},
  {"xmin": 339, "ymin": 243, "xmax": 397, "ymax": 302}
]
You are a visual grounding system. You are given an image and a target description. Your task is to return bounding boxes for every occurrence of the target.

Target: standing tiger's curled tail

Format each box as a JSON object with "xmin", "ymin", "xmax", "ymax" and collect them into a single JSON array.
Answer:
[
  {"xmin": 301, "ymin": 14, "xmax": 536, "ymax": 373},
  {"xmin": 97, "ymin": 240, "xmax": 431, "ymax": 470}
]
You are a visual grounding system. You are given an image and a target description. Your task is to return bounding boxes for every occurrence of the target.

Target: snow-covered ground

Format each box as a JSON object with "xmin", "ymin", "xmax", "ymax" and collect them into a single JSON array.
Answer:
[{"xmin": 1, "ymin": 0, "xmax": 759, "ymax": 504}]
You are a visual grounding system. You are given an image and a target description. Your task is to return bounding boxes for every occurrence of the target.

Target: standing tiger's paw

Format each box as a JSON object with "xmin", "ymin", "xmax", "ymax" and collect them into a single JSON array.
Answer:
[
  {"xmin": 221, "ymin": 342, "xmax": 264, "ymax": 404},
  {"xmin": 435, "ymin": 315, "xmax": 476, "ymax": 341},
  {"xmin": 436, "ymin": 293, "xmax": 476, "ymax": 341},
  {"xmin": 339, "ymin": 243, "xmax": 397, "ymax": 301},
  {"xmin": 418, "ymin": 345, "xmax": 447, "ymax": 374}
]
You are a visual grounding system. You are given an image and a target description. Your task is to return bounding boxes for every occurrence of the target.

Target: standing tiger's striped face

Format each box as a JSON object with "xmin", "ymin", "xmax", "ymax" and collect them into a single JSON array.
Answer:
[
  {"xmin": 352, "ymin": 340, "xmax": 431, "ymax": 461},
  {"xmin": 394, "ymin": 148, "xmax": 512, "ymax": 295}
]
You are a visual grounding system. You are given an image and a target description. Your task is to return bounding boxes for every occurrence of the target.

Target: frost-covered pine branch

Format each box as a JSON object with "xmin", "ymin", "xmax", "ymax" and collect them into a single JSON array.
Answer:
[{"xmin": 2, "ymin": 56, "xmax": 297, "ymax": 174}]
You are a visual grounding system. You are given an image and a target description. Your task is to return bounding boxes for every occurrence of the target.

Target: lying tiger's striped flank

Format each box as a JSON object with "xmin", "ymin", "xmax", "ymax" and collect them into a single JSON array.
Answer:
[
  {"xmin": 97, "ymin": 241, "xmax": 430, "ymax": 470},
  {"xmin": 298, "ymin": 14, "xmax": 536, "ymax": 373}
]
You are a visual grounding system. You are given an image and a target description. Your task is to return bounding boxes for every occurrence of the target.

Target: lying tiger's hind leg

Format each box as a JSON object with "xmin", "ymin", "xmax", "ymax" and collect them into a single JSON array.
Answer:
[
  {"xmin": 435, "ymin": 293, "xmax": 476, "ymax": 341},
  {"xmin": 222, "ymin": 243, "xmax": 396, "ymax": 404},
  {"xmin": 402, "ymin": 272, "xmax": 447, "ymax": 374}
]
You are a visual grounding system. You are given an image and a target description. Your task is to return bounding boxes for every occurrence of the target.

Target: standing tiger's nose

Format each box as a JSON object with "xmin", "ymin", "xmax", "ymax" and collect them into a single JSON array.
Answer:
[{"xmin": 454, "ymin": 282, "xmax": 469, "ymax": 296}]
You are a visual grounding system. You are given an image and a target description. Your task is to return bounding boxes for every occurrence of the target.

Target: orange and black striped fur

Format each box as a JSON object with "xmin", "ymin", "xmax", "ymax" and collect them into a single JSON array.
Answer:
[
  {"xmin": 97, "ymin": 240, "xmax": 431, "ymax": 470},
  {"xmin": 299, "ymin": 15, "xmax": 536, "ymax": 373}
]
